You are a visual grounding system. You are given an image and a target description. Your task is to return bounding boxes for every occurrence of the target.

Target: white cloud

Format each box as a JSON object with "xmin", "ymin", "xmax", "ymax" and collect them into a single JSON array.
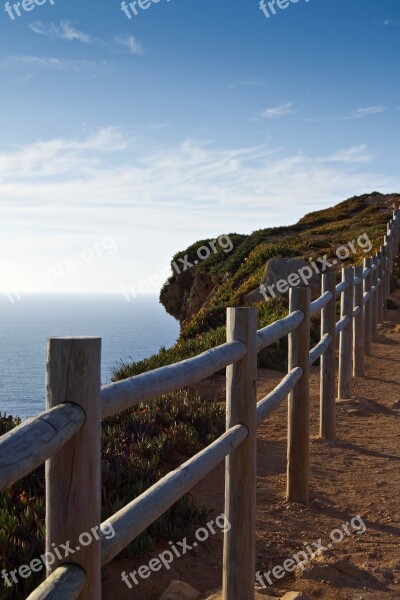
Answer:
[
  {"xmin": 0, "ymin": 127, "xmax": 130, "ymax": 179},
  {"xmin": 350, "ymin": 106, "xmax": 386, "ymax": 119},
  {"xmin": 307, "ymin": 105, "xmax": 387, "ymax": 122},
  {"xmin": 229, "ymin": 80, "xmax": 266, "ymax": 90},
  {"xmin": 319, "ymin": 145, "xmax": 373, "ymax": 164},
  {"xmin": 8, "ymin": 56, "xmax": 101, "ymax": 73},
  {"xmin": 262, "ymin": 102, "xmax": 295, "ymax": 119},
  {"xmin": 0, "ymin": 129, "xmax": 392, "ymax": 210},
  {"xmin": 115, "ymin": 34, "xmax": 144, "ymax": 55},
  {"xmin": 0, "ymin": 129, "xmax": 395, "ymax": 292},
  {"xmin": 29, "ymin": 20, "xmax": 91, "ymax": 43}
]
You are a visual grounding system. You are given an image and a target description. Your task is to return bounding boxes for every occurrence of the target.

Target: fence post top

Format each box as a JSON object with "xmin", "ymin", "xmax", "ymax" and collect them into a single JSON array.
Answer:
[
  {"xmin": 47, "ymin": 337, "xmax": 101, "ymax": 341},
  {"xmin": 289, "ymin": 286, "xmax": 311, "ymax": 309},
  {"xmin": 342, "ymin": 265, "xmax": 354, "ymax": 275},
  {"xmin": 322, "ymin": 270, "xmax": 337, "ymax": 283},
  {"xmin": 227, "ymin": 307, "xmax": 257, "ymax": 313}
]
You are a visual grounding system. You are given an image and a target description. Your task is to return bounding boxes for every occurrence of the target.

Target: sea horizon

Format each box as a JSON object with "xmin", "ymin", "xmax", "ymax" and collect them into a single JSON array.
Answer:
[{"xmin": 0, "ymin": 293, "xmax": 179, "ymax": 421}]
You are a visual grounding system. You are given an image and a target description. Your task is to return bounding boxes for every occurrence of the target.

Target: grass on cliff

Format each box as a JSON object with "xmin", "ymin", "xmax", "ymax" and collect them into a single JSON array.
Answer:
[{"xmin": 114, "ymin": 192, "xmax": 394, "ymax": 382}]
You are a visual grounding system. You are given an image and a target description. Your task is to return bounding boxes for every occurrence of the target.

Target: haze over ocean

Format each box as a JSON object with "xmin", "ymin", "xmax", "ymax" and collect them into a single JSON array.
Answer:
[{"xmin": 0, "ymin": 294, "xmax": 179, "ymax": 420}]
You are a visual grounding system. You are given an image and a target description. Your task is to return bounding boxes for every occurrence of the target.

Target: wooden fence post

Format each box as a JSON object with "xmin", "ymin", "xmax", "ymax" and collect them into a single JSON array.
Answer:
[
  {"xmin": 320, "ymin": 272, "xmax": 336, "ymax": 439},
  {"xmin": 223, "ymin": 308, "xmax": 257, "ymax": 600},
  {"xmin": 387, "ymin": 226, "xmax": 393, "ymax": 297},
  {"xmin": 378, "ymin": 247, "xmax": 384, "ymax": 325},
  {"xmin": 364, "ymin": 257, "xmax": 373, "ymax": 356},
  {"xmin": 395, "ymin": 209, "xmax": 400, "ymax": 254},
  {"xmin": 338, "ymin": 267, "xmax": 354, "ymax": 399},
  {"xmin": 287, "ymin": 287, "xmax": 310, "ymax": 503},
  {"xmin": 393, "ymin": 212, "xmax": 399, "ymax": 256},
  {"xmin": 46, "ymin": 338, "xmax": 102, "ymax": 600},
  {"xmin": 353, "ymin": 265, "xmax": 364, "ymax": 377},
  {"xmin": 383, "ymin": 235, "xmax": 389, "ymax": 303},
  {"xmin": 371, "ymin": 254, "xmax": 378, "ymax": 337}
]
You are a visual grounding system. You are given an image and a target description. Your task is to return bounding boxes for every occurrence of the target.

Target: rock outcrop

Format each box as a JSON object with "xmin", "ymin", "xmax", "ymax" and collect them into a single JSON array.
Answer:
[
  {"xmin": 160, "ymin": 269, "xmax": 216, "ymax": 324},
  {"xmin": 245, "ymin": 257, "xmax": 323, "ymax": 303}
]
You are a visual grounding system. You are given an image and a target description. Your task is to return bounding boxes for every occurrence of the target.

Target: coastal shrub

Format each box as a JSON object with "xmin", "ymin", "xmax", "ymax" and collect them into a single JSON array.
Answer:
[{"xmin": 0, "ymin": 391, "xmax": 224, "ymax": 599}]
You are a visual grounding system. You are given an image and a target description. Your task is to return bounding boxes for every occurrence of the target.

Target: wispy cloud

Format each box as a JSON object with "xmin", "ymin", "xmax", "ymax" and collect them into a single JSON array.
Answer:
[
  {"xmin": 306, "ymin": 105, "xmax": 387, "ymax": 122},
  {"xmin": 350, "ymin": 106, "xmax": 386, "ymax": 119},
  {"xmin": 6, "ymin": 56, "xmax": 104, "ymax": 73},
  {"xmin": 0, "ymin": 129, "xmax": 391, "ymax": 212},
  {"xmin": 114, "ymin": 34, "xmax": 144, "ymax": 55},
  {"xmin": 319, "ymin": 145, "xmax": 373, "ymax": 164},
  {"xmin": 229, "ymin": 80, "xmax": 266, "ymax": 90},
  {"xmin": 383, "ymin": 19, "xmax": 400, "ymax": 27},
  {"xmin": 262, "ymin": 102, "xmax": 295, "ymax": 119},
  {"xmin": 1, "ymin": 129, "xmax": 395, "ymax": 292},
  {"xmin": 29, "ymin": 20, "xmax": 91, "ymax": 43},
  {"xmin": 0, "ymin": 127, "xmax": 130, "ymax": 179}
]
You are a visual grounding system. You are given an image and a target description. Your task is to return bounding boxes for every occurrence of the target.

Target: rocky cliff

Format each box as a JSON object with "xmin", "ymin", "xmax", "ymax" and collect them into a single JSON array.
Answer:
[{"xmin": 160, "ymin": 192, "xmax": 400, "ymax": 336}]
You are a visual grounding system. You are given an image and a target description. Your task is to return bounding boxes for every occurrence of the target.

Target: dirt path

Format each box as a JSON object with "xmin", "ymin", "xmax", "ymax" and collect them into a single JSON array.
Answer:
[{"xmin": 103, "ymin": 292, "xmax": 400, "ymax": 600}]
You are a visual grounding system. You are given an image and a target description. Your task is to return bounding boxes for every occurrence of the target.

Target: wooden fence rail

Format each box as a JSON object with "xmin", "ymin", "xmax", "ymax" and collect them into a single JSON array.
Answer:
[{"xmin": 1, "ymin": 208, "xmax": 399, "ymax": 600}]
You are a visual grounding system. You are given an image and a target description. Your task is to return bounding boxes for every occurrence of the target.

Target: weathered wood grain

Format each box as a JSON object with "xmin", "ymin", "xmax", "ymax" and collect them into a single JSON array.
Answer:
[
  {"xmin": 287, "ymin": 287, "xmax": 310, "ymax": 503},
  {"xmin": 223, "ymin": 308, "xmax": 257, "ymax": 600},
  {"xmin": 256, "ymin": 310, "xmax": 304, "ymax": 352},
  {"xmin": 101, "ymin": 424, "xmax": 247, "ymax": 565},
  {"xmin": 364, "ymin": 257, "xmax": 373, "ymax": 355},
  {"xmin": 257, "ymin": 367, "xmax": 302, "ymax": 424},
  {"xmin": 353, "ymin": 265, "xmax": 365, "ymax": 377},
  {"xmin": 101, "ymin": 341, "xmax": 247, "ymax": 418},
  {"xmin": 0, "ymin": 403, "xmax": 84, "ymax": 491},
  {"xmin": 26, "ymin": 564, "xmax": 86, "ymax": 600},
  {"xmin": 310, "ymin": 291, "xmax": 333, "ymax": 316},
  {"xmin": 309, "ymin": 333, "xmax": 332, "ymax": 367},
  {"xmin": 338, "ymin": 267, "xmax": 354, "ymax": 400},
  {"xmin": 46, "ymin": 338, "xmax": 102, "ymax": 600},
  {"xmin": 320, "ymin": 272, "xmax": 337, "ymax": 440}
]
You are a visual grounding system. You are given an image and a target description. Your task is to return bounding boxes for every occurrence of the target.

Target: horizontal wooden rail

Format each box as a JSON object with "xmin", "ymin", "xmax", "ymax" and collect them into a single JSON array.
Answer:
[
  {"xmin": 101, "ymin": 341, "xmax": 247, "ymax": 418},
  {"xmin": 2, "ymin": 208, "xmax": 398, "ymax": 600},
  {"xmin": 309, "ymin": 333, "xmax": 332, "ymax": 366},
  {"xmin": 309, "ymin": 291, "xmax": 333, "ymax": 316},
  {"xmin": 256, "ymin": 310, "xmax": 304, "ymax": 352},
  {"xmin": 336, "ymin": 281, "xmax": 350, "ymax": 294},
  {"xmin": 0, "ymin": 403, "xmax": 85, "ymax": 491},
  {"xmin": 256, "ymin": 367, "xmax": 302, "ymax": 424},
  {"xmin": 26, "ymin": 564, "xmax": 86, "ymax": 600},
  {"xmin": 335, "ymin": 314, "xmax": 350, "ymax": 335},
  {"xmin": 101, "ymin": 424, "xmax": 248, "ymax": 565}
]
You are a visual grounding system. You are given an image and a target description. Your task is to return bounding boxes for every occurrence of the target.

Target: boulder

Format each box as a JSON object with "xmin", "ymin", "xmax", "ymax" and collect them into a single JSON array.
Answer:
[
  {"xmin": 159, "ymin": 580, "xmax": 201, "ymax": 600},
  {"xmin": 245, "ymin": 257, "xmax": 323, "ymax": 303}
]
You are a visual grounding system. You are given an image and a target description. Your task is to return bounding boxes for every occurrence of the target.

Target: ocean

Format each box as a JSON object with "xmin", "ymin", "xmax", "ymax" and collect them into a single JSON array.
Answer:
[{"xmin": 0, "ymin": 294, "xmax": 179, "ymax": 420}]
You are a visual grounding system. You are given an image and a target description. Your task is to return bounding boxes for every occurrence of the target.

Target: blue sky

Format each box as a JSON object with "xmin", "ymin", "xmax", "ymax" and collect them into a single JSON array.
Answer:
[{"xmin": 0, "ymin": 0, "xmax": 399, "ymax": 295}]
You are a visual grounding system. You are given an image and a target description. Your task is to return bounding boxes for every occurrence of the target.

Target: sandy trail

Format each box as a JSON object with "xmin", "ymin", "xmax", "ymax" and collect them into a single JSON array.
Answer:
[{"xmin": 103, "ymin": 292, "xmax": 400, "ymax": 600}]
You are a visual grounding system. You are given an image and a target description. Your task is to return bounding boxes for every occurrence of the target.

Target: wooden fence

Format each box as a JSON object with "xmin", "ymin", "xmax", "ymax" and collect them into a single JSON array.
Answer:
[{"xmin": 1, "ymin": 208, "xmax": 399, "ymax": 600}]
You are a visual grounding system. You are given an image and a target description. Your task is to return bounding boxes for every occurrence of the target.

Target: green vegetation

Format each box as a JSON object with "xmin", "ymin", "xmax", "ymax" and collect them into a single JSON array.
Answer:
[
  {"xmin": 115, "ymin": 192, "xmax": 393, "ymax": 380},
  {"xmin": 0, "ymin": 392, "xmax": 224, "ymax": 598}
]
